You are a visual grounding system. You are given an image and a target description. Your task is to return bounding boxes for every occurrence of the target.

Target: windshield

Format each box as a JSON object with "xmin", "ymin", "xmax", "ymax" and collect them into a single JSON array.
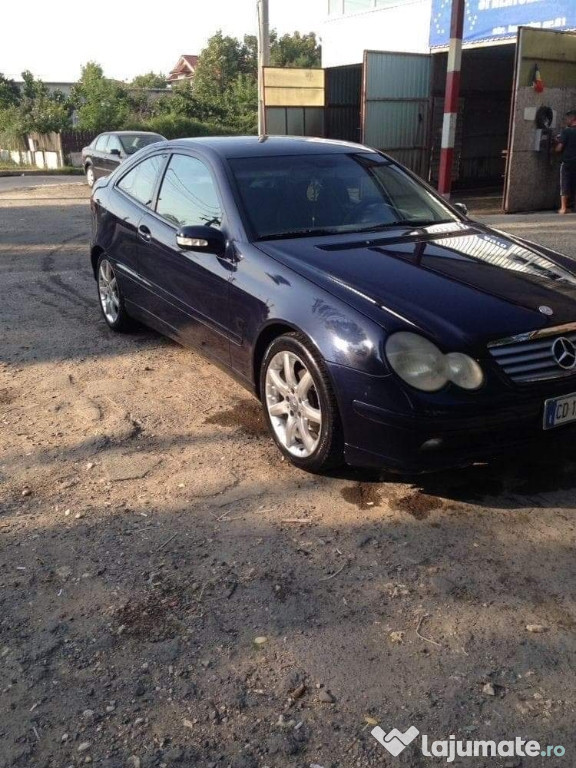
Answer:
[
  {"xmin": 119, "ymin": 134, "xmax": 164, "ymax": 155},
  {"xmin": 230, "ymin": 152, "xmax": 456, "ymax": 239}
]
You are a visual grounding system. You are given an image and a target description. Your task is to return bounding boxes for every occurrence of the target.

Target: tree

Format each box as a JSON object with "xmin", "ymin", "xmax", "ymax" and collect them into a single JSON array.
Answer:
[
  {"xmin": 225, "ymin": 74, "xmax": 258, "ymax": 133},
  {"xmin": 193, "ymin": 31, "xmax": 255, "ymax": 102},
  {"xmin": 1, "ymin": 71, "xmax": 71, "ymax": 136},
  {"xmin": 130, "ymin": 72, "xmax": 167, "ymax": 90},
  {"xmin": 271, "ymin": 32, "xmax": 321, "ymax": 68},
  {"xmin": 71, "ymin": 62, "xmax": 130, "ymax": 132},
  {"xmin": 0, "ymin": 73, "xmax": 20, "ymax": 110}
]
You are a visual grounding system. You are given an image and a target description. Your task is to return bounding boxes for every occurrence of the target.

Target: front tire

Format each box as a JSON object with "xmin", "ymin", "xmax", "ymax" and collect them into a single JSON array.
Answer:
[
  {"xmin": 260, "ymin": 333, "xmax": 344, "ymax": 473},
  {"xmin": 96, "ymin": 254, "xmax": 133, "ymax": 332}
]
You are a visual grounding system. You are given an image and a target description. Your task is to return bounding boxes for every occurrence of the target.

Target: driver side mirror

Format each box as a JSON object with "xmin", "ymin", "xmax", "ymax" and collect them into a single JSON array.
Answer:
[
  {"xmin": 110, "ymin": 148, "xmax": 121, "ymax": 157},
  {"xmin": 453, "ymin": 202, "xmax": 469, "ymax": 218},
  {"xmin": 176, "ymin": 225, "xmax": 226, "ymax": 257}
]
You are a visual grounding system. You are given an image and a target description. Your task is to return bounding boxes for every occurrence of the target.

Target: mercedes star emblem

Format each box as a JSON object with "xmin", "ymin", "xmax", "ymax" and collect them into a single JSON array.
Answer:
[
  {"xmin": 552, "ymin": 337, "xmax": 576, "ymax": 370},
  {"xmin": 539, "ymin": 306, "xmax": 554, "ymax": 316}
]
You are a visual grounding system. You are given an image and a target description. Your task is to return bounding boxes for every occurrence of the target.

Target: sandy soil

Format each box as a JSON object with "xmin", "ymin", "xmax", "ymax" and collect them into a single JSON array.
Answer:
[{"xmin": 1, "ymin": 184, "xmax": 575, "ymax": 768}]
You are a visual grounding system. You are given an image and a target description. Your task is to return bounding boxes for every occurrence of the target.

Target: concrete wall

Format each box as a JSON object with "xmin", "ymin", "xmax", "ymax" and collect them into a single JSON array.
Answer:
[
  {"xmin": 0, "ymin": 149, "xmax": 33, "ymax": 165},
  {"xmin": 14, "ymin": 81, "xmax": 75, "ymax": 97},
  {"xmin": 505, "ymin": 28, "xmax": 576, "ymax": 212},
  {"xmin": 321, "ymin": 0, "xmax": 432, "ymax": 67}
]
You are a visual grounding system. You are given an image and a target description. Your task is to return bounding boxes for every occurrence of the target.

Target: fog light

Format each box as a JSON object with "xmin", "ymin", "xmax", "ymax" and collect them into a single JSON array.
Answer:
[{"xmin": 420, "ymin": 438, "xmax": 444, "ymax": 452}]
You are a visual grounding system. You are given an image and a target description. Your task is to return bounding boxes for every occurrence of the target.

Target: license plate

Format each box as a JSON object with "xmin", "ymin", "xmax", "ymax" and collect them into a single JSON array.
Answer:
[{"xmin": 543, "ymin": 392, "xmax": 576, "ymax": 429}]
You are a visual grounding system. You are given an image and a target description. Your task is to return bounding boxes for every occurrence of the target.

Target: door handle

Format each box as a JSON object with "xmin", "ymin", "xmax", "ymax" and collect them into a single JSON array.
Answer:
[{"xmin": 138, "ymin": 224, "xmax": 152, "ymax": 243}]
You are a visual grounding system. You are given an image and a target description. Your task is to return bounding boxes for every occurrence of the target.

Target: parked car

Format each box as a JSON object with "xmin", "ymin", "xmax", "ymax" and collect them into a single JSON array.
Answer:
[
  {"xmin": 89, "ymin": 136, "xmax": 576, "ymax": 473},
  {"xmin": 82, "ymin": 131, "xmax": 165, "ymax": 187}
]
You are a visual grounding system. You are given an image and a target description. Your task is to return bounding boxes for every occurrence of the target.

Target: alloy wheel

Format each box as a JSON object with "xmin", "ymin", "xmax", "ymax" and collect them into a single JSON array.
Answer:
[
  {"xmin": 264, "ymin": 350, "xmax": 322, "ymax": 458},
  {"xmin": 98, "ymin": 259, "xmax": 120, "ymax": 325}
]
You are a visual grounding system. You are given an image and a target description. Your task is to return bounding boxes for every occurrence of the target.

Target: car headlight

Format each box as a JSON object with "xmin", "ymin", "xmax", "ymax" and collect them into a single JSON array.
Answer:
[
  {"xmin": 385, "ymin": 332, "xmax": 484, "ymax": 392},
  {"xmin": 445, "ymin": 351, "xmax": 484, "ymax": 390}
]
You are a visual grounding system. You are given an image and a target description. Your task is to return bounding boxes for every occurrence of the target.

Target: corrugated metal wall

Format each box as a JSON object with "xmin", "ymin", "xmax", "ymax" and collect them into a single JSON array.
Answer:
[
  {"xmin": 325, "ymin": 65, "xmax": 362, "ymax": 143},
  {"xmin": 362, "ymin": 51, "xmax": 431, "ymax": 177}
]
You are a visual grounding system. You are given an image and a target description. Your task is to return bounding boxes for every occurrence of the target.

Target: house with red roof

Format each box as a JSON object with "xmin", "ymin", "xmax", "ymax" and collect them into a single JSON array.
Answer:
[{"xmin": 167, "ymin": 55, "xmax": 199, "ymax": 85}]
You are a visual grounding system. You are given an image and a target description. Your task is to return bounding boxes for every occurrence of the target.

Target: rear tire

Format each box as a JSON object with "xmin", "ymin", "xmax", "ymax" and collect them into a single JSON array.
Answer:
[
  {"xmin": 96, "ymin": 254, "xmax": 134, "ymax": 333},
  {"xmin": 85, "ymin": 164, "xmax": 95, "ymax": 188},
  {"xmin": 260, "ymin": 332, "xmax": 344, "ymax": 473}
]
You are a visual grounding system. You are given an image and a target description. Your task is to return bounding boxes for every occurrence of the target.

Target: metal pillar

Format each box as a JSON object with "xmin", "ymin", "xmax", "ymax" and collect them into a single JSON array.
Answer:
[
  {"xmin": 438, "ymin": 0, "xmax": 465, "ymax": 198},
  {"xmin": 257, "ymin": 0, "xmax": 270, "ymax": 135}
]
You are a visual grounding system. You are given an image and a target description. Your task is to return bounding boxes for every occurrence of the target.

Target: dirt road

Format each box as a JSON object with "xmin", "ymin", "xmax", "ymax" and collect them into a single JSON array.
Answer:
[{"xmin": 1, "ymin": 184, "xmax": 575, "ymax": 768}]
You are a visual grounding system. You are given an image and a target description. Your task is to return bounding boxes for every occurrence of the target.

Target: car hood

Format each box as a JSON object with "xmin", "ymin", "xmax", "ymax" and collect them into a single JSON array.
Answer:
[{"xmin": 257, "ymin": 221, "xmax": 576, "ymax": 349}]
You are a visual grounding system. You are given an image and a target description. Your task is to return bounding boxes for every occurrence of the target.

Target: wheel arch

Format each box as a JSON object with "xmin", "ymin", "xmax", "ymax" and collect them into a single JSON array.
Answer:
[
  {"xmin": 252, "ymin": 321, "xmax": 327, "ymax": 400},
  {"xmin": 91, "ymin": 245, "xmax": 105, "ymax": 278}
]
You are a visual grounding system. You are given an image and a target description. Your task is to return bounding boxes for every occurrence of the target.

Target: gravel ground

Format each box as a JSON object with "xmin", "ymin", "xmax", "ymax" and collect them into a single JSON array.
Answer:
[{"xmin": 1, "ymin": 183, "xmax": 576, "ymax": 768}]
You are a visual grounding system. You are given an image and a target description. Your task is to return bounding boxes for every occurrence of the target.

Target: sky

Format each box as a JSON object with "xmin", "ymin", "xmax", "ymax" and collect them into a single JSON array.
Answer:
[{"xmin": 2, "ymin": 0, "xmax": 325, "ymax": 83}]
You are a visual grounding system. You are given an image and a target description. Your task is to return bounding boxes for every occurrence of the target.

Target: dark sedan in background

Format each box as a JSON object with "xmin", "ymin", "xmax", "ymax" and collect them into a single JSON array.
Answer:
[
  {"xmin": 89, "ymin": 136, "xmax": 576, "ymax": 473},
  {"xmin": 82, "ymin": 131, "xmax": 165, "ymax": 187}
]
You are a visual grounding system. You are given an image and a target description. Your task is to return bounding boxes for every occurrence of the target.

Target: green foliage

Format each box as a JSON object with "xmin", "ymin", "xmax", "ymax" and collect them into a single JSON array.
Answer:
[
  {"xmin": 193, "ymin": 31, "xmax": 256, "ymax": 102},
  {"xmin": 121, "ymin": 114, "xmax": 236, "ymax": 139},
  {"xmin": 0, "ymin": 105, "xmax": 25, "ymax": 145},
  {"xmin": 181, "ymin": 29, "xmax": 321, "ymax": 136},
  {"xmin": 0, "ymin": 71, "xmax": 71, "ymax": 142},
  {"xmin": 0, "ymin": 73, "xmax": 20, "ymax": 110},
  {"xmin": 271, "ymin": 32, "xmax": 321, "ymax": 68},
  {"xmin": 130, "ymin": 72, "xmax": 167, "ymax": 90},
  {"xmin": 155, "ymin": 80, "xmax": 229, "ymax": 125},
  {"xmin": 224, "ymin": 75, "xmax": 258, "ymax": 134},
  {"xmin": 241, "ymin": 30, "xmax": 321, "ymax": 70},
  {"xmin": 71, "ymin": 62, "xmax": 131, "ymax": 132}
]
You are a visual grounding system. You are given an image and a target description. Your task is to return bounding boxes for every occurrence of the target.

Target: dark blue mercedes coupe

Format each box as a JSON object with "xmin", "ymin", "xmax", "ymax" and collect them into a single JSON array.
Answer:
[{"xmin": 90, "ymin": 136, "xmax": 576, "ymax": 473}]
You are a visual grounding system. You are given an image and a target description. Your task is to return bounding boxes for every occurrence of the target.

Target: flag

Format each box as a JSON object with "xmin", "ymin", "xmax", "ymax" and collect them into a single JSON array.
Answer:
[{"xmin": 533, "ymin": 63, "xmax": 544, "ymax": 93}]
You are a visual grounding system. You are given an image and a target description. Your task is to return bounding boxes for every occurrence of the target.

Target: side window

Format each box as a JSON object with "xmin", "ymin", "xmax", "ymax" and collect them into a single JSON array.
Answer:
[
  {"xmin": 107, "ymin": 135, "xmax": 123, "ymax": 154},
  {"xmin": 117, "ymin": 154, "xmax": 166, "ymax": 207},
  {"xmin": 94, "ymin": 135, "xmax": 109, "ymax": 152},
  {"xmin": 156, "ymin": 154, "xmax": 222, "ymax": 229}
]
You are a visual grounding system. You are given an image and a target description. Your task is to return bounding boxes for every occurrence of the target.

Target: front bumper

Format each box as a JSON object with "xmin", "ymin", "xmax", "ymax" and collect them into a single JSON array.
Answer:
[{"xmin": 327, "ymin": 362, "xmax": 576, "ymax": 472}]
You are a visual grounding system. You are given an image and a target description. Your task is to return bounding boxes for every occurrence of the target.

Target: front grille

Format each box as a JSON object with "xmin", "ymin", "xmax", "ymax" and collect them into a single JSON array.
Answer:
[{"xmin": 488, "ymin": 324, "xmax": 576, "ymax": 384}]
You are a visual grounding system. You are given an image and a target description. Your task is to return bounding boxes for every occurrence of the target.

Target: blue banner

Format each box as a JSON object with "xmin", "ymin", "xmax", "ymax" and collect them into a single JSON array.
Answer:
[{"xmin": 430, "ymin": 0, "xmax": 576, "ymax": 47}]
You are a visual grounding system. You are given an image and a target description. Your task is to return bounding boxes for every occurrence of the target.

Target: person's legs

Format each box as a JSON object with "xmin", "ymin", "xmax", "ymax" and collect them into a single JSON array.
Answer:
[{"xmin": 559, "ymin": 163, "xmax": 570, "ymax": 214}]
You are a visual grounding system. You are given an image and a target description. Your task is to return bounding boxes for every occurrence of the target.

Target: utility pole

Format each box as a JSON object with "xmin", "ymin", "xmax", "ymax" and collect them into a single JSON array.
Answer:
[
  {"xmin": 257, "ymin": 0, "xmax": 270, "ymax": 135},
  {"xmin": 438, "ymin": 0, "xmax": 465, "ymax": 199}
]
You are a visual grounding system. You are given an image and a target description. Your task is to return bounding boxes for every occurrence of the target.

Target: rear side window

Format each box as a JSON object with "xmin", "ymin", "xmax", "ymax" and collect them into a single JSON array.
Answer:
[
  {"xmin": 117, "ymin": 154, "xmax": 166, "ymax": 207},
  {"xmin": 156, "ymin": 154, "xmax": 222, "ymax": 229},
  {"xmin": 119, "ymin": 134, "xmax": 163, "ymax": 155},
  {"xmin": 94, "ymin": 135, "xmax": 109, "ymax": 151}
]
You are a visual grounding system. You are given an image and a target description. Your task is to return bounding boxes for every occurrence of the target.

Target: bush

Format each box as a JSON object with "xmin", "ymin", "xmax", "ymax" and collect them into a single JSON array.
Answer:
[{"xmin": 121, "ymin": 114, "xmax": 238, "ymax": 139}]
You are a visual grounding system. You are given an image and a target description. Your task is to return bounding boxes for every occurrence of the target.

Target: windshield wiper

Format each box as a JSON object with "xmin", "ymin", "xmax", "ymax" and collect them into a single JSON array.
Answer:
[
  {"xmin": 259, "ymin": 228, "xmax": 345, "ymax": 241},
  {"xmin": 350, "ymin": 218, "xmax": 454, "ymax": 233},
  {"xmin": 259, "ymin": 219, "xmax": 456, "ymax": 241}
]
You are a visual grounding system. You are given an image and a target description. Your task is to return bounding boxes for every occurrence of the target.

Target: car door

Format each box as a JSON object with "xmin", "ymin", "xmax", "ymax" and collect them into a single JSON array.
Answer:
[
  {"xmin": 104, "ymin": 134, "xmax": 124, "ymax": 175},
  {"xmin": 92, "ymin": 134, "xmax": 110, "ymax": 179},
  {"xmin": 135, "ymin": 152, "xmax": 234, "ymax": 364},
  {"xmin": 108, "ymin": 152, "xmax": 169, "ymax": 307}
]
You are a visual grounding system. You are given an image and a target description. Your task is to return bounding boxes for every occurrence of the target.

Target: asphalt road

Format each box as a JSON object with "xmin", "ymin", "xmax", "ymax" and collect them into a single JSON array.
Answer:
[
  {"xmin": 0, "ymin": 174, "xmax": 84, "ymax": 192},
  {"xmin": 481, "ymin": 210, "xmax": 576, "ymax": 260},
  {"xmin": 1, "ymin": 183, "xmax": 576, "ymax": 768}
]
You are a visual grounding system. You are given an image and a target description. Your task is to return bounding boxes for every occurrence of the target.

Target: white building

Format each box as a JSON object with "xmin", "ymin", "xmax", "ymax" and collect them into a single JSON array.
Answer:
[{"xmin": 321, "ymin": 0, "xmax": 432, "ymax": 68}]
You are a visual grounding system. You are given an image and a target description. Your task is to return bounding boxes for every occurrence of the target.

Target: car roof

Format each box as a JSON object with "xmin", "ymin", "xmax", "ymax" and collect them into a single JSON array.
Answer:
[{"xmin": 164, "ymin": 135, "xmax": 376, "ymax": 158}]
